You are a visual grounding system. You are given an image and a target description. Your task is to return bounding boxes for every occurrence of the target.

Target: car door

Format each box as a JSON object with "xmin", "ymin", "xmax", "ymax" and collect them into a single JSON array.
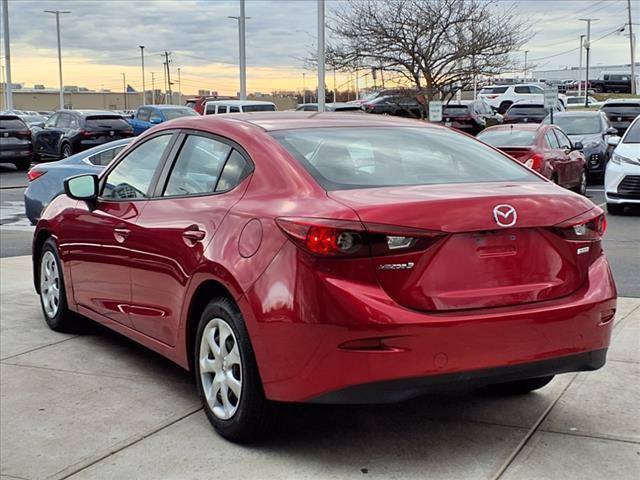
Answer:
[
  {"xmin": 543, "ymin": 129, "xmax": 567, "ymax": 184},
  {"xmin": 35, "ymin": 113, "xmax": 64, "ymax": 157},
  {"xmin": 554, "ymin": 128, "xmax": 582, "ymax": 185},
  {"xmin": 126, "ymin": 131, "xmax": 253, "ymax": 346},
  {"xmin": 64, "ymin": 133, "xmax": 176, "ymax": 327},
  {"xmin": 131, "ymin": 107, "xmax": 152, "ymax": 135}
]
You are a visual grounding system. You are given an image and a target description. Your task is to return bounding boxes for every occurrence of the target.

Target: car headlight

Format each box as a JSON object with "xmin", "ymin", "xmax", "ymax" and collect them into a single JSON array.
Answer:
[{"xmin": 611, "ymin": 153, "xmax": 638, "ymax": 165}]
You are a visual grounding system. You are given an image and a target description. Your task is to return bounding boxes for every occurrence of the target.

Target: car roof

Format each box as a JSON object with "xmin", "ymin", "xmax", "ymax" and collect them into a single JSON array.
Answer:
[
  {"xmin": 160, "ymin": 111, "xmax": 436, "ymax": 132},
  {"xmin": 0, "ymin": 114, "xmax": 22, "ymax": 120},
  {"xmin": 482, "ymin": 123, "xmax": 545, "ymax": 132},
  {"xmin": 141, "ymin": 104, "xmax": 190, "ymax": 110},
  {"xmin": 602, "ymin": 98, "xmax": 640, "ymax": 104},
  {"xmin": 204, "ymin": 100, "xmax": 275, "ymax": 106},
  {"xmin": 552, "ymin": 110, "xmax": 602, "ymax": 117},
  {"xmin": 58, "ymin": 109, "xmax": 123, "ymax": 117}
]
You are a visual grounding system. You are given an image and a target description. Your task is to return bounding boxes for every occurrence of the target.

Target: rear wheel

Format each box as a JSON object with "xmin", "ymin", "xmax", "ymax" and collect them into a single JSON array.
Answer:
[
  {"xmin": 607, "ymin": 203, "xmax": 625, "ymax": 215},
  {"xmin": 572, "ymin": 169, "xmax": 587, "ymax": 195},
  {"xmin": 60, "ymin": 143, "xmax": 72, "ymax": 158},
  {"xmin": 194, "ymin": 297, "xmax": 270, "ymax": 442},
  {"xmin": 486, "ymin": 375, "xmax": 554, "ymax": 395},
  {"xmin": 39, "ymin": 238, "xmax": 77, "ymax": 332}
]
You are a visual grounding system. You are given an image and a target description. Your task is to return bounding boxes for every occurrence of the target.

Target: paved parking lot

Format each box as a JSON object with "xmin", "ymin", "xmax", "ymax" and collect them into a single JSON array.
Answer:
[{"xmin": 1, "ymin": 164, "xmax": 639, "ymax": 479}]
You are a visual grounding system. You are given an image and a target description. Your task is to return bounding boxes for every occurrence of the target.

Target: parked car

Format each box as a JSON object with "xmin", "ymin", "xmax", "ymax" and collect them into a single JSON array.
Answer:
[
  {"xmin": 24, "ymin": 138, "xmax": 132, "ymax": 224},
  {"xmin": 361, "ymin": 94, "xmax": 422, "ymax": 117},
  {"xmin": 185, "ymin": 96, "xmax": 235, "ymax": 114},
  {"xmin": 0, "ymin": 114, "xmax": 33, "ymax": 170},
  {"xmin": 295, "ymin": 102, "xmax": 363, "ymax": 112},
  {"xmin": 543, "ymin": 111, "xmax": 618, "ymax": 181},
  {"xmin": 600, "ymin": 99, "xmax": 640, "ymax": 136},
  {"xmin": 34, "ymin": 112, "xmax": 614, "ymax": 442},
  {"xmin": 605, "ymin": 115, "xmax": 640, "ymax": 214},
  {"xmin": 503, "ymin": 101, "xmax": 564, "ymax": 124},
  {"xmin": 436, "ymin": 99, "xmax": 502, "ymax": 134},
  {"xmin": 478, "ymin": 83, "xmax": 567, "ymax": 113},
  {"xmin": 565, "ymin": 96, "xmax": 602, "ymax": 108},
  {"xmin": 203, "ymin": 100, "xmax": 277, "ymax": 115},
  {"xmin": 31, "ymin": 110, "xmax": 134, "ymax": 160},
  {"xmin": 591, "ymin": 72, "xmax": 634, "ymax": 94},
  {"xmin": 128, "ymin": 105, "xmax": 199, "ymax": 135},
  {"xmin": 477, "ymin": 123, "xmax": 587, "ymax": 194},
  {"xmin": 19, "ymin": 114, "xmax": 47, "ymax": 128},
  {"xmin": 350, "ymin": 89, "xmax": 419, "ymax": 106}
]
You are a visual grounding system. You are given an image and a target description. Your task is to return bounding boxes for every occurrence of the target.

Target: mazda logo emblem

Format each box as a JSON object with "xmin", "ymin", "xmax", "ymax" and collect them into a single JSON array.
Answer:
[{"xmin": 493, "ymin": 204, "xmax": 517, "ymax": 228}]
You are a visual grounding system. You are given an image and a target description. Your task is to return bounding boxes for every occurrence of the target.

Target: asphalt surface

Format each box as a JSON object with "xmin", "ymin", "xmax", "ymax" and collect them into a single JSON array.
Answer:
[{"xmin": 1, "ymin": 162, "xmax": 639, "ymax": 297}]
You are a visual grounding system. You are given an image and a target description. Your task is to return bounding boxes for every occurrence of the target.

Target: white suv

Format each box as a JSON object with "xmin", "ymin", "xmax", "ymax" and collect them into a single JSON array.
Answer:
[
  {"xmin": 479, "ymin": 84, "xmax": 566, "ymax": 113},
  {"xmin": 605, "ymin": 115, "xmax": 640, "ymax": 215}
]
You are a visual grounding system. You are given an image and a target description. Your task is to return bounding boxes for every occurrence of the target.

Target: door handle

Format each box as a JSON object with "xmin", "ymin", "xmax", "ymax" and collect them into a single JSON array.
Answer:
[
  {"xmin": 182, "ymin": 228, "xmax": 206, "ymax": 243},
  {"xmin": 114, "ymin": 228, "xmax": 130, "ymax": 243}
]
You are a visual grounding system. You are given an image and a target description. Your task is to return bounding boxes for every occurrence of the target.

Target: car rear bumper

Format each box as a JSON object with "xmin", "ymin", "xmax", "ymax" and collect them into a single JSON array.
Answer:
[{"xmin": 244, "ymin": 243, "xmax": 617, "ymax": 403}]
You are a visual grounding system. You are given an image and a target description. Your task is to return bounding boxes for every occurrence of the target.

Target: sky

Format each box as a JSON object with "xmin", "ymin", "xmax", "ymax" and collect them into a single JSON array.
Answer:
[{"xmin": 0, "ymin": 0, "xmax": 635, "ymax": 95}]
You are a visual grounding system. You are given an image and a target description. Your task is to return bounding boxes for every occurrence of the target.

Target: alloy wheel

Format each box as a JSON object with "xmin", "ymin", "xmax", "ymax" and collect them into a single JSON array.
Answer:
[
  {"xmin": 40, "ymin": 250, "xmax": 60, "ymax": 318},
  {"xmin": 62, "ymin": 145, "xmax": 72, "ymax": 158},
  {"xmin": 579, "ymin": 170, "xmax": 587, "ymax": 195},
  {"xmin": 199, "ymin": 317, "xmax": 243, "ymax": 420}
]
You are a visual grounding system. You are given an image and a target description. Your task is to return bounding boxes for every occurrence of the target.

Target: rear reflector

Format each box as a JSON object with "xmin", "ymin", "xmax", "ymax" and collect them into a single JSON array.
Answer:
[{"xmin": 27, "ymin": 169, "xmax": 46, "ymax": 182}]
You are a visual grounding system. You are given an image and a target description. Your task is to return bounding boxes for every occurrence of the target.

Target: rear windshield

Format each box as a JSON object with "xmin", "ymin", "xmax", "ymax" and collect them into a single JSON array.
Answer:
[
  {"xmin": 85, "ymin": 116, "xmax": 130, "ymax": 130},
  {"xmin": 443, "ymin": 105, "xmax": 470, "ymax": 115},
  {"xmin": 0, "ymin": 117, "xmax": 27, "ymax": 130},
  {"xmin": 162, "ymin": 108, "xmax": 199, "ymax": 120},
  {"xmin": 480, "ymin": 86, "xmax": 508, "ymax": 94},
  {"xmin": 543, "ymin": 115, "xmax": 601, "ymax": 135},
  {"xmin": 602, "ymin": 103, "xmax": 640, "ymax": 115},
  {"xmin": 242, "ymin": 104, "xmax": 276, "ymax": 112},
  {"xmin": 271, "ymin": 127, "xmax": 539, "ymax": 190},
  {"xmin": 507, "ymin": 106, "xmax": 547, "ymax": 115},
  {"xmin": 477, "ymin": 129, "xmax": 537, "ymax": 147}
]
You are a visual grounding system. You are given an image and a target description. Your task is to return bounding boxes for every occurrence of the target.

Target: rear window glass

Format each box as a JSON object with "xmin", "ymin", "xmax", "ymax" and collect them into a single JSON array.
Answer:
[
  {"xmin": 543, "ymin": 115, "xmax": 601, "ymax": 135},
  {"xmin": 508, "ymin": 105, "xmax": 547, "ymax": 115},
  {"xmin": 480, "ymin": 86, "xmax": 508, "ymax": 94},
  {"xmin": 242, "ymin": 104, "xmax": 276, "ymax": 112},
  {"xmin": 162, "ymin": 108, "xmax": 199, "ymax": 120},
  {"xmin": 602, "ymin": 103, "xmax": 640, "ymax": 115},
  {"xmin": 0, "ymin": 117, "xmax": 27, "ymax": 129},
  {"xmin": 477, "ymin": 129, "xmax": 537, "ymax": 146},
  {"xmin": 271, "ymin": 127, "xmax": 539, "ymax": 190},
  {"xmin": 85, "ymin": 116, "xmax": 130, "ymax": 130}
]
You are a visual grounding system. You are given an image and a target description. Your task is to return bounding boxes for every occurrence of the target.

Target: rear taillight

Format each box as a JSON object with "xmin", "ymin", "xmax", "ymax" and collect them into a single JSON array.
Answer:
[
  {"xmin": 123, "ymin": 129, "xmax": 134, "ymax": 135},
  {"xmin": 524, "ymin": 154, "xmax": 544, "ymax": 171},
  {"xmin": 15, "ymin": 131, "xmax": 31, "ymax": 139},
  {"xmin": 553, "ymin": 212, "xmax": 606, "ymax": 241},
  {"xmin": 276, "ymin": 217, "xmax": 444, "ymax": 258},
  {"xmin": 486, "ymin": 95, "xmax": 498, "ymax": 99},
  {"xmin": 80, "ymin": 130, "xmax": 95, "ymax": 137},
  {"xmin": 27, "ymin": 169, "xmax": 46, "ymax": 182}
]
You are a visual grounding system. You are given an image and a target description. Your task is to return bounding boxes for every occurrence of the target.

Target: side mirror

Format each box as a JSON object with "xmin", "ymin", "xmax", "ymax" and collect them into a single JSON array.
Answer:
[
  {"xmin": 64, "ymin": 174, "xmax": 99, "ymax": 201},
  {"xmin": 573, "ymin": 141, "xmax": 584, "ymax": 151},
  {"xmin": 606, "ymin": 127, "xmax": 618, "ymax": 135},
  {"xmin": 150, "ymin": 117, "xmax": 162, "ymax": 124},
  {"xmin": 607, "ymin": 136, "xmax": 621, "ymax": 147}
]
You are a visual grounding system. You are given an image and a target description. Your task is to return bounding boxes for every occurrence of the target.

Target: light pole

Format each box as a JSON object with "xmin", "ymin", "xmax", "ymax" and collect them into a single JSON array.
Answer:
[
  {"xmin": 228, "ymin": 1, "xmax": 250, "ymax": 100},
  {"xmin": 302, "ymin": 72, "xmax": 306, "ymax": 104},
  {"xmin": 44, "ymin": 10, "xmax": 71, "ymax": 110},
  {"xmin": 523, "ymin": 50, "xmax": 529, "ymax": 81},
  {"xmin": 628, "ymin": 0, "xmax": 636, "ymax": 95},
  {"xmin": 151, "ymin": 72, "xmax": 155, "ymax": 105},
  {"xmin": 580, "ymin": 18, "xmax": 597, "ymax": 108},
  {"xmin": 177, "ymin": 67, "xmax": 182, "ymax": 105},
  {"xmin": 2, "ymin": 0, "xmax": 13, "ymax": 110},
  {"xmin": 317, "ymin": 0, "xmax": 326, "ymax": 112},
  {"xmin": 578, "ymin": 35, "xmax": 585, "ymax": 97},
  {"xmin": 139, "ymin": 45, "xmax": 146, "ymax": 104},
  {"xmin": 121, "ymin": 72, "xmax": 127, "ymax": 110}
]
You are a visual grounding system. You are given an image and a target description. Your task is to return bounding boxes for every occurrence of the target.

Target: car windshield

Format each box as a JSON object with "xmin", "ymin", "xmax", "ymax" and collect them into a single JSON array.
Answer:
[
  {"xmin": 271, "ymin": 127, "xmax": 539, "ymax": 190},
  {"xmin": 477, "ymin": 129, "xmax": 537, "ymax": 146},
  {"xmin": 242, "ymin": 104, "xmax": 276, "ymax": 112},
  {"xmin": 623, "ymin": 121, "xmax": 640, "ymax": 144},
  {"xmin": 543, "ymin": 115, "xmax": 601, "ymax": 134},
  {"xmin": 162, "ymin": 108, "xmax": 199, "ymax": 120}
]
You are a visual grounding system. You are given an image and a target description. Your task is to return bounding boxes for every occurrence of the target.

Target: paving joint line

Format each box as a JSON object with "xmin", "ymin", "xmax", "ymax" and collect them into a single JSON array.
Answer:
[
  {"xmin": 0, "ymin": 335, "xmax": 79, "ymax": 362},
  {"xmin": 538, "ymin": 427, "xmax": 640, "ymax": 445}
]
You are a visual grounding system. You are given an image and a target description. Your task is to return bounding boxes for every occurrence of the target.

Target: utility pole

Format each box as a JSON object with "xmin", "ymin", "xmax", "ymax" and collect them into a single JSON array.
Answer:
[
  {"xmin": 228, "ymin": 1, "xmax": 250, "ymax": 100},
  {"xmin": 139, "ymin": 45, "xmax": 146, "ymax": 104},
  {"xmin": 2, "ymin": 0, "xmax": 13, "ymax": 110},
  {"xmin": 121, "ymin": 73, "xmax": 127, "ymax": 109},
  {"xmin": 164, "ymin": 51, "xmax": 172, "ymax": 104},
  {"xmin": 580, "ymin": 18, "xmax": 597, "ymax": 108},
  {"xmin": 317, "ymin": 0, "xmax": 326, "ymax": 112},
  {"xmin": 628, "ymin": 0, "xmax": 636, "ymax": 95},
  {"xmin": 177, "ymin": 67, "xmax": 182, "ymax": 105},
  {"xmin": 151, "ymin": 72, "xmax": 155, "ymax": 105},
  {"xmin": 578, "ymin": 35, "xmax": 585, "ymax": 97},
  {"xmin": 302, "ymin": 72, "xmax": 306, "ymax": 104},
  {"xmin": 523, "ymin": 50, "xmax": 529, "ymax": 80},
  {"xmin": 333, "ymin": 67, "xmax": 337, "ymax": 103},
  {"xmin": 44, "ymin": 10, "xmax": 71, "ymax": 110}
]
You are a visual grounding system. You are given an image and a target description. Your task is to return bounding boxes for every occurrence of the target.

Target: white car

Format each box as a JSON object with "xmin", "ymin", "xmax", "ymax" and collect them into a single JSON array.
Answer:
[
  {"xmin": 604, "ymin": 115, "xmax": 640, "ymax": 214},
  {"xmin": 566, "ymin": 96, "xmax": 604, "ymax": 109},
  {"xmin": 203, "ymin": 100, "xmax": 277, "ymax": 115},
  {"xmin": 478, "ymin": 83, "xmax": 567, "ymax": 114}
]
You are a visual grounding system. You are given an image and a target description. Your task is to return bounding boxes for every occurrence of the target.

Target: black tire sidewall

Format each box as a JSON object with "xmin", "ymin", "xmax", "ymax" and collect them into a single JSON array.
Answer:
[
  {"xmin": 194, "ymin": 297, "xmax": 268, "ymax": 442},
  {"xmin": 39, "ymin": 238, "xmax": 70, "ymax": 331},
  {"xmin": 61, "ymin": 144, "xmax": 72, "ymax": 158}
]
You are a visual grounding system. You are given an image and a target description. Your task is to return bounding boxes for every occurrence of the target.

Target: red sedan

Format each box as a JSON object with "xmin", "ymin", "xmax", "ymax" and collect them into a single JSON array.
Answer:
[
  {"xmin": 477, "ymin": 124, "xmax": 588, "ymax": 195},
  {"xmin": 33, "ymin": 113, "xmax": 615, "ymax": 441}
]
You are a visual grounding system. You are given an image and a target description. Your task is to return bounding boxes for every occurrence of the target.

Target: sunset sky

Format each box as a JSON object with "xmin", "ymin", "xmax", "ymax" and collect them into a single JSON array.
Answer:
[{"xmin": 1, "ymin": 0, "xmax": 635, "ymax": 96}]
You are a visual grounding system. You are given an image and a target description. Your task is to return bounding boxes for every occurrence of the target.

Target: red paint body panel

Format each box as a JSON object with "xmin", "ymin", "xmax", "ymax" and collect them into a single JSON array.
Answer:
[{"xmin": 34, "ymin": 113, "xmax": 616, "ymax": 402}]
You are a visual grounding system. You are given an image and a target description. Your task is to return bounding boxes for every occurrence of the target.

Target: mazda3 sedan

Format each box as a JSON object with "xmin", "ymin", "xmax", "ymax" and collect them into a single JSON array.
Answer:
[{"xmin": 32, "ymin": 113, "xmax": 617, "ymax": 442}]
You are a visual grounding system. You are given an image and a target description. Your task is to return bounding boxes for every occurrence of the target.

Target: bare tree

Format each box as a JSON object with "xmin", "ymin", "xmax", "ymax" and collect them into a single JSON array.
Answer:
[{"xmin": 328, "ymin": 0, "xmax": 532, "ymax": 108}]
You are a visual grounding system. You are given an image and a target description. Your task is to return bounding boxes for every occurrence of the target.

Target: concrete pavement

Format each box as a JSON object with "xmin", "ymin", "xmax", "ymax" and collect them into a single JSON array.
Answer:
[{"xmin": 1, "ymin": 255, "xmax": 639, "ymax": 480}]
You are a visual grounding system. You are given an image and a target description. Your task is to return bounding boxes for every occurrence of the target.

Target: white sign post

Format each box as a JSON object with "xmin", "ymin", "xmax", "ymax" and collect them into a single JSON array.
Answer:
[
  {"xmin": 544, "ymin": 85, "xmax": 558, "ymax": 123},
  {"xmin": 428, "ymin": 101, "xmax": 443, "ymax": 122}
]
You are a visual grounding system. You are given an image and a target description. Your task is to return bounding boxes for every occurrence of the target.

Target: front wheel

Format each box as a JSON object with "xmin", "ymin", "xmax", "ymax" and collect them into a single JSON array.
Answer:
[
  {"xmin": 194, "ymin": 297, "xmax": 270, "ymax": 442},
  {"xmin": 39, "ymin": 238, "xmax": 77, "ymax": 332},
  {"xmin": 60, "ymin": 143, "xmax": 72, "ymax": 158},
  {"xmin": 572, "ymin": 169, "xmax": 587, "ymax": 195},
  {"xmin": 486, "ymin": 375, "xmax": 555, "ymax": 395}
]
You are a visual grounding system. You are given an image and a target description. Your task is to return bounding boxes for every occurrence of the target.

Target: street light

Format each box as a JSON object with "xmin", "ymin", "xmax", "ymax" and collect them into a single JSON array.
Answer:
[
  {"xmin": 44, "ymin": 10, "xmax": 71, "ymax": 111},
  {"xmin": 2, "ymin": 0, "xmax": 14, "ymax": 110},
  {"xmin": 139, "ymin": 45, "xmax": 146, "ymax": 104},
  {"xmin": 317, "ymin": 0, "xmax": 326, "ymax": 112},
  {"xmin": 228, "ymin": 0, "xmax": 250, "ymax": 100}
]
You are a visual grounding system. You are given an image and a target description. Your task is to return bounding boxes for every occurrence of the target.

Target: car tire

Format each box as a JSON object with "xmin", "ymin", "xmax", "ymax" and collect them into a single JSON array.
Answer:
[
  {"xmin": 14, "ymin": 159, "xmax": 31, "ymax": 171},
  {"xmin": 60, "ymin": 143, "xmax": 72, "ymax": 158},
  {"xmin": 486, "ymin": 375, "xmax": 554, "ymax": 395},
  {"xmin": 194, "ymin": 297, "xmax": 270, "ymax": 442},
  {"xmin": 498, "ymin": 101, "xmax": 512, "ymax": 114},
  {"xmin": 38, "ymin": 238, "xmax": 77, "ymax": 332},
  {"xmin": 594, "ymin": 85, "xmax": 604, "ymax": 93},
  {"xmin": 606, "ymin": 203, "xmax": 624, "ymax": 215},
  {"xmin": 572, "ymin": 169, "xmax": 588, "ymax": 195}
]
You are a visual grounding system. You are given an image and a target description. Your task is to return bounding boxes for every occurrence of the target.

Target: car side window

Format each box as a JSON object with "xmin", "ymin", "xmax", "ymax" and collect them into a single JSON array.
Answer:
[
  {"xmin": 514, "ymin": 86, "xmax": 529, "ymax": 94},
  {"xmin": 56, "ymin": 114, "xmax": 71, "ymax": 129},
  {"xmin": 44, "ymin": 113, "xmax": 58, "ymax": 128},
  {"xmin": 229, "ymin": 106, "xmax": 240, "ymax": 113},
  {"xmin": 102, "ymin": 135, "xmax": 172, "ymax": 200},
  {"xmin": 87, "ymin": 145, "xmax": 126, "ymax": 166},
  {"xmin": 205, "ymin": 104, "xmax": 216, "ymax": 115},
  {"xmin": 554, "ymin": 129, "xmax": 572, "ymax": 149},
  {"xmin": 149, "ymin": 110, "xmax": 162, "ymax": 122},
  {"xmin": 216, "ymin": 150, "xmax": 251, "ymax": 192},
  {"xmin": 544, "ymin": 131, "xmax": 559, "ymax": 149},
  {"xmin": 163, "ymin": 135, "xmax": 232, "ymax": 197},
  {"xmin": 69, "ymin": 116, "xmax": 79, "ymax": 129},
  {"xmin": 137, "ymin": 108, "xmax": 151, "ymax": 122},
  {"xmin": 530, "ymin": 86, "xmax": 544, "ymax": 94},
  {"xmin": 217, "ymin": 105, "xmax": 228, "ymax": 114}
]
